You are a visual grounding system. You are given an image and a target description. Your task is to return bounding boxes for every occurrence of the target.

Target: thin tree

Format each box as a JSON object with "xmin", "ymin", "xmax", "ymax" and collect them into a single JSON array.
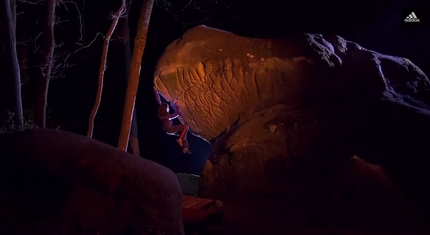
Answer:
[
  {"xmin": 117, "ymin": 7, "xmax": 140, "ymax": 155},
  {"xmin": 34, "ymin": 0, "xmax": 56, "ymax": 128},
  {"xmin": 2, "ymin": 0, "xmax": 24, "ymax": 128},
  {"xmin": 87, "ymin": 0, "xmax": 126, "ymax": 138},
  {"xmin": 118, "ymin": 0, "xmax": 154, "ymax": 151}
]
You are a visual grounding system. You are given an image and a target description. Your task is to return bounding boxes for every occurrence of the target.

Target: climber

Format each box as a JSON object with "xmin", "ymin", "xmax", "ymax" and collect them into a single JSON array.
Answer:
[
  {"xmin": 158, "ymin": 102, "xmax": 191, "ymax": 154},
  {"xmin": 155, "ymin": 91, "xmax": 191, "ymax": 154}
]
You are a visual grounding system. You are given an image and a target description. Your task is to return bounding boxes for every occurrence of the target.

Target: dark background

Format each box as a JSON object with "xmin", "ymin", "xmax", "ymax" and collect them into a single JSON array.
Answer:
[{"xmin": 1, "ymin": 0, "xmax": 429, "ymax": 175}]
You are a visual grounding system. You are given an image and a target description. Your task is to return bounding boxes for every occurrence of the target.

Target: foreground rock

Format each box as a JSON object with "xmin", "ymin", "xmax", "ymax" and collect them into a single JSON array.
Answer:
[
  {"xmin": 0, "ymin": 129, "xmax": 184, "ymax": 235},
  {"xmin": 215, "ymin": 156, "xmax": 409, "ymax": 232},
  {"xmin": 154, "ymin": 25, "xmax": 430, "ymax": 230}
]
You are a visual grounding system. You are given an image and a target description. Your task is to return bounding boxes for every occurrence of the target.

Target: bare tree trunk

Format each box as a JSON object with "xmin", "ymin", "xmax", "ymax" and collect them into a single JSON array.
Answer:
[
  {"xmin": 10, "ymin": 0, "xmax": 15, "ymax": 21},
  {"xmin": 87, "ymin": 0, "xmax": 126, "ymax": 138},
  {"xmin": 35, "ymin": 0, "xmax": 56, "ymax": 128},
  {"xmin": 2, "ymin": 0, "xmax": 24, "ymax": 128},
  {"xmin": 19, "ymin": 31, "xmax": 29, "ymax": 85},
  {"xmin": 18, "ymin": 12, "xmax": 29, "ymax": 86},
  {"xmin": 118, "ymin": 9, "xmax": 140, "ymax": 155},
  {"xmin": 118, "ymin": 0, "xmax": 154, "ymax": 151}
]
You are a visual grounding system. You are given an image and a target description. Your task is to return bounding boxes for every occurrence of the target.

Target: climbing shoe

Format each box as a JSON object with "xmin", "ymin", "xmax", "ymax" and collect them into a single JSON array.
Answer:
[
  {"xmin": 176, "ymin": 138, "xmax": 183, "ymax": 147},
  {"xmin": 182, "ymin": 147, "xmax": 192, "ymax": 154}
]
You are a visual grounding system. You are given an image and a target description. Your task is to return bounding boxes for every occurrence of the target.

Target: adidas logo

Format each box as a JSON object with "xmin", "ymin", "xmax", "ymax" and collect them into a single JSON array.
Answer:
[{"xmin": 404, "ymin": 12, "xmax": 420, "ymax": 22}]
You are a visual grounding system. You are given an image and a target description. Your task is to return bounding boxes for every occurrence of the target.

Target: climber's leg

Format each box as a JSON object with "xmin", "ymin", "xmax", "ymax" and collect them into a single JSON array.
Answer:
[
  {"xmin": 166, "ymin": 124, "xmax": 190, "ymax": 152},
  {"xmin": 176, "ymin": 124, "xmax": 188, "ymax": 147},
  {"xmin": 182, "ymin": 138, "xmax": 191, "ymax": 154},
  {"xmin": 179, "ymin": 124, "xmax": 189, "ymax": 139},
  {"xmin": 164, "ymin": 124, "xmax": 184, "ymax": 146},
  {"xmin": 165, "ymin": 125, "xmax": 184, "ymax": 135},
  {"xmin": 179, "ymin": 125, "xmax": 191, "ymax": 154}
]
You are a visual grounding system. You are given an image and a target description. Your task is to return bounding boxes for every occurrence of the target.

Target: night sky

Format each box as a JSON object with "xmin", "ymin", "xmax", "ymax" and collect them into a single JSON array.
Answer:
[{"xmin": 1, "ymin": 0, "xmax": 429, "ymax": 174}]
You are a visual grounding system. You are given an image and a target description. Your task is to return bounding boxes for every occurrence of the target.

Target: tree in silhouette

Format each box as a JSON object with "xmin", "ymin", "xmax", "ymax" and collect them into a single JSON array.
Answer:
[
  {"xmin": 34, "ymin": 0, "xmax": 56, "ymax": 128},
  {"xmin": 87, "ymin": 0, "xmax": 126, "ymax": 138},
  {"xmin": 2, "ymin": 0, "xmax": 24, "ymax": 129}
]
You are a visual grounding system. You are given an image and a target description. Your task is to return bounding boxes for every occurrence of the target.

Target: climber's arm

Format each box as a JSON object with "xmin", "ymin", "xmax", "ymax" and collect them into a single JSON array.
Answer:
[
  {"xmin": 154, "ymin": 88, "xmax": 162, "ymax": 105},
  {"xmin": 167, "ymin": 109, "xmax": 179, "ymax": 120}
]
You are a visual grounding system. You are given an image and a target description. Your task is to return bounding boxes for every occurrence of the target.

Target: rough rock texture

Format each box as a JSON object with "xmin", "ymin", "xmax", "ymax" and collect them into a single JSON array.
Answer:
[
  {"xmin": 154, "ymin": 25, "xmax": 430, "ymax": 230},
  {"xmin": 0, "ymin": 129, "xmax": 184, "ymax": 235},
  {"xmin": 176, "ymin": 173, "xmax": 200, "ymax": 196}
]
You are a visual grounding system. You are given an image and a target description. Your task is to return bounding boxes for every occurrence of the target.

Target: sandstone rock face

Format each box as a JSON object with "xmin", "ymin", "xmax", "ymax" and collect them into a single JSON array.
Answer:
[
  {"xmin": 154, "ymin": 25, "xmax": 430, "ymax": 229},
  {"xmin": 0, "ymin": 129, "xmax": 185, "ymax": 235}
]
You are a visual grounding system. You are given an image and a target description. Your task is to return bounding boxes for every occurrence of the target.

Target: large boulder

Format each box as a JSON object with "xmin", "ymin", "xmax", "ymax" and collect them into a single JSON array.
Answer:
[
  {"xmin": 0, "ymin": 129, "xmax": 185, "ymax": 235},
  {"xmin": 153, "ymin": 25, "xmax": 430, "ymax": 230}
]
